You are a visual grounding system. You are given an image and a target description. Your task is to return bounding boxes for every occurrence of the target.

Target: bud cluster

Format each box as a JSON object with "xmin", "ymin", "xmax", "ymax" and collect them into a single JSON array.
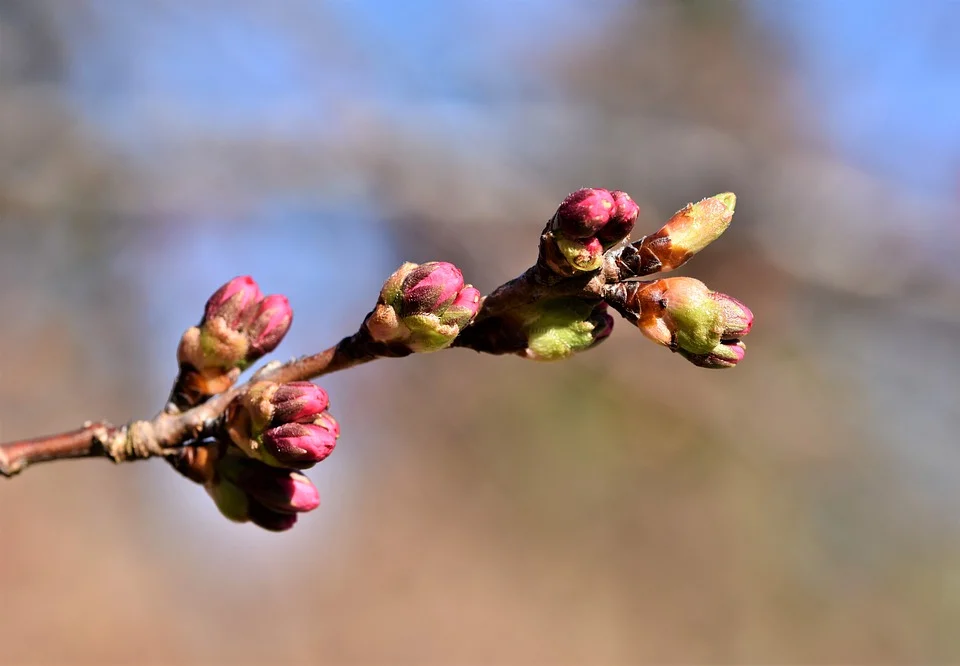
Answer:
[
  {"xmin": 618, "ymin": 277, "xmax": 754, "ymax": 368},
  {"xmin": 540, "ymin": 188, "xmax": 640, "ymax": 275},
  {"xmin": 227, "ymin": 381, "xmax": 339, "ymax": 469},
  {"xmin": 365, "ymin": 261, "xmax": 482, "ymax": 353},
  {"xmin": 205, "ymin": 450, "xmax": 321, "ymax": 531},
  {"xmin": 178, "ymin": 276, "xmax": 292, "ymax": 371}
]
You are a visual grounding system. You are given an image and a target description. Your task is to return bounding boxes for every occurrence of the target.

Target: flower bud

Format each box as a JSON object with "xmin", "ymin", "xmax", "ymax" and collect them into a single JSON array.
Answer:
[
  {"xmin": 261, "ymin": 421, "xmax": 338, "ymax": 468},
  {"xmin": 204, "ymin": 276, "xmax": 263, "ymax": 329},
  {"xmin": 543, "ymin": 188, "xmax": 641, "ymax": 276},
  {"xmin": 365, "ymin": 262, "xmax": 481, "ymax": 353},
  {"xmin": 217, "ymin": 455, "xmax": 321, "ymax": 514},
  {"xmin": 396, "ymin": 262, "xmax": 464, "ymax": 316},
  {"xmin": 270, "ymin": 381, "xmax": 330, "ymax": 425},
  {"xmin": 712, "ymin": 292, "xmax": 753, "ymax": 338},
  {"xmin": 245, "ymin": 294, "xmax": 293, "ymax": 359},
  {"xmin": 553, "ymin": 188, "xmax": 616, "ymax": 238},
  {"xmin": 679, "ymin": 340, "xmax": 746, "ymax": 369},
  {"xmin": 596, "ymin": 191, "xmax": 640, "ymax": 246},
  {"xmin": 610, "ymin": 277, "xmax": 753, "ymax": 368},
  {"xmin": 206, "ymin": 475, "xmax": 251, "ymax": 523}
]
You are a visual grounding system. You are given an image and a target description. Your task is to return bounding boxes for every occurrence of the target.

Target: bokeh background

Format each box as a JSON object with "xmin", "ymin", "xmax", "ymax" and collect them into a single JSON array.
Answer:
[{"xmin": 2, "ymin": 0, "xmax": 959, "ymax": 663}]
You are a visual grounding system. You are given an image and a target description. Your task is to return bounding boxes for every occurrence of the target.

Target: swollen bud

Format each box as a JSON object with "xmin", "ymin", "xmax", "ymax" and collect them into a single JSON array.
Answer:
[
  {"xmin": 608, "ymin": 277, "xmax": 753, "ymax": 369},
  {"xmin": 227, "ymin": 381, "xmax": 340, "ymax": 469},
  {"xmin": 542, "ymin": 188, "xmax": 640, "ymax": 276},
  {"xmin": 245, "ymin": 294, "xmax": 293, "ymax": 358},
  {"xmin": 204, "ymin": 276, "xmax": 263, "ymax": 329},
  {"xmin": 365, "ymin": 262, "xmax": 482, "ymax": 353}
]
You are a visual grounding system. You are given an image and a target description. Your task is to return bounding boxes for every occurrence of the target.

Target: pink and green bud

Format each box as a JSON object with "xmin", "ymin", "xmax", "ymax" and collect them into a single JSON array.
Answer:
[
  {"xmin": 544, "ymin": 188, "xmax": 641, "ymax": 276},
  {"xmin": 615, "ymin": 277, "xmax": 752, "ymax": 368},
  {"xmin": 439, "ymin": 286, "xmax": 483, "ymax": 328},
  {"xmin": 245, "ymin": 294, "xmax": 293, "ymax": 358},
  {"xmin": 366, "ymin": 262, "xmax": 482, "ymax": 353},
  {"xmin": 203, "ymin": 276, "xmax": 263, "ymax": 328},
  {"xmin": 553, "ymin": 188, "xmax": 616, "ymax": 238},
  {"xmin": 679, "ymin": 340, "xmax": 746, "ymax": 369},
  {"xmin": 261, "ymin": 421, "xmax": 338, "ymax": 468},
  {"xmin": 270, "ymin": 381, "xmax": 330, "ymax": 425},
  {"xmin": 217, "ymin": 455, "xmax": 321, "ymax": 514},
  {"xmin": 636, "ymin": 193, "xmax": 736, "ymax": 274},
  {"xmin": 712, "ymin": 292, "xmax": 753, "ymax": 337}
]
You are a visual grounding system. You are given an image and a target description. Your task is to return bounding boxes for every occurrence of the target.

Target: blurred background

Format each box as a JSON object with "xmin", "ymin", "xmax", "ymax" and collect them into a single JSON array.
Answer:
[{"xmin": 1, "ymin": 0, "xmax": 959, "ymax": 663}]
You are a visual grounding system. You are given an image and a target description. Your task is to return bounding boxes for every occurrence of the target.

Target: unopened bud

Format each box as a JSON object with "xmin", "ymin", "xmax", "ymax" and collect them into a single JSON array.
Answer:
[
  {"xmin": 553, "ymin": 188, "xmax": 616, "ymax": 238},
  {"xmin": 679, "ymin": 340, "xmax": 746, "ymax": 369},
  {"xmin": 596, "ymin": 191, "xmax": 640, "ymax": 246},
  {"xmin": 245, "ymin": 294, "xmax": 293, "ymax": 359},
  {"xmin": 611, "ymin": 277, "xmax": 753, "ymax": 368},
  {"xmin": 271, "ymin": 381, "xmax": 330, "ymax": 425},
  {"xmin": 204, "ymin": 276, "xmax": 263, "ymax": 328},
  {"xmin": 217, "ymin": 455, "xmax": 321, "ymax": 514},
  {"xmin": 261, "ymin": 421, "xmax": 338, "ymax": 468},
  {"xmin": 543, "ymin": 188, "xmax": 641, "ymax": 275},
  {"xmin": 365, "ymin": 262, "xmax": 481, "ymax": 353}
]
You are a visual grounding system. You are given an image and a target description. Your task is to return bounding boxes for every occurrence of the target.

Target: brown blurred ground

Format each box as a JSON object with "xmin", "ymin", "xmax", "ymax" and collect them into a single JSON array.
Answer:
[{"xmin": 2, "ymin": 1, "xmax": 959, "ymax": 664}]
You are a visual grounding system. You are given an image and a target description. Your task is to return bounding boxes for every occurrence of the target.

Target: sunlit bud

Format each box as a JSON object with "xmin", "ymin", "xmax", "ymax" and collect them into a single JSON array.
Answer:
[
  {"xmin": 637, "ymin": 193, "xmax": 736, "ymax": 273},
  {"xmin": 203, "ymin": 276, "xmax": 263, "ymax": 328},
  {"xmin": 365, "ymin": 262, "xmax": 481, "ymax": 353},
  {"xmin": 245, "ymin": 294, "xmax": 293, "ymax": 359},
  {"xmin": 396, "ymin": 262, "xmax": 464, "ymax": 315},
  {"xmin": 439, "ymin": 286, "xmax": 482, "ymax": 328},
  {"xmin": 261, "ymin": 422, "xmax": 338, "ymax": 468},
  {"xmin": 271, "ymin": 381, "xmax": 330, "ymax": 425},
  {"xmin": 679, "ymin": 340, "xmax": 746, "ymax": 369},
  {"xmin": 596, "ymin": 190, "xmax": 640, "ymax": 246},
  {"xmin": 712, "ymin": 292, "xmax": 754, "ymax": 338},
  {"xmin": 553, "ymin": 188, "xmax": 616, "ymax": 238},
  {"xmin": 611, "ymin": 277, "xmax": 752, "ymax": 368}
]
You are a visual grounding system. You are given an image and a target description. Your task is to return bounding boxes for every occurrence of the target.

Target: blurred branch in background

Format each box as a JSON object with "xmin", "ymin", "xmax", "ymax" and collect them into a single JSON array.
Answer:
[{"xmin": 1, "ymin": 0, "xmax": 959, "ymax": 663}]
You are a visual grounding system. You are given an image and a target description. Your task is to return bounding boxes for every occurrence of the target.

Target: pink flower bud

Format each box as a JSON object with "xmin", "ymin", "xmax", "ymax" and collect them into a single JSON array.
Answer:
[
  {"xmin": 204, "ymin": 276, "xmax": 263, "ymax": 328},
  {"xmin": 596, "ymin": 191, "xmax": 640, "ymax": 246},
  {"xmin": 712, "ymin": 292, "xmax": 754, "ymax": 338},
  {"xmin": 261, "ymin": 421, "xmax": 337, "ymax": 468},
  {"xmin": 439, "ymin": 285, "xmax": 482, "ymax": 328},
  {"xmin": 219, "ymin": 456, "xmax": 321, "ymax": 514},
  {"xmin": 399, "ymin": 262, "xmax": 465, "ymax": 316},
  {"xmin": 271, "ymin": 381, "xmax": 330, "ymax": 425},
  {"xmin": 246, "ymin": 294, "xmax": 293, "ymax": 357},
  {"xmin": 553, "ymin": 188, "xmax": 615, "ymax": 238}
]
